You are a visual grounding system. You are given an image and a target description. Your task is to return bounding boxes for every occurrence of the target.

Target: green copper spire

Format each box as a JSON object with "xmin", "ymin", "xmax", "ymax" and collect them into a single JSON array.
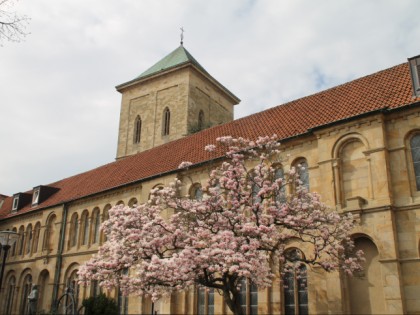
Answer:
[{"xmin": 136, "ymin": 45, "xmax": 208, "ymax": 80}]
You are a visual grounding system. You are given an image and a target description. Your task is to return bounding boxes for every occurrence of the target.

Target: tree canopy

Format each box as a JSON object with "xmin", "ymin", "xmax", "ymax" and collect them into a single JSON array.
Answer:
[{"xmin": 78, "ymin": 135, "xmax": 363, "ymax": 315}]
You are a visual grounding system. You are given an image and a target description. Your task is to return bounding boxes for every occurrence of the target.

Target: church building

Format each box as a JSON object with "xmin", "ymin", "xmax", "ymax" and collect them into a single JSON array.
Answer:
[{"xmin": 1, "ymin": 45, "xmax": 420, "ymax": 314}]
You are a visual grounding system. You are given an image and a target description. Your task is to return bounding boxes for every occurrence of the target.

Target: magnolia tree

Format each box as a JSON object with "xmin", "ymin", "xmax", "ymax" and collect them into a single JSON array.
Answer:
[{"xmin": 78, "ymin": 135, "xmax": 363, "ymax": 315}]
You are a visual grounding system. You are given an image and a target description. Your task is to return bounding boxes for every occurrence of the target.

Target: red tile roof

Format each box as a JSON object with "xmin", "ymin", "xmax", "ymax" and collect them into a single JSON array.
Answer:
[{"xmin": 1, "ymin": 62, "xmax": 419, "ymax": 220}]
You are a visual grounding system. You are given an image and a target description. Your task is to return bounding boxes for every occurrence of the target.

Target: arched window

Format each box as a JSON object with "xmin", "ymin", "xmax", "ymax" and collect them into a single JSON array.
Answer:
[
  {"xmin": 38, "ymin": 270, "xmax": 50, "ymax": 312},
  {"xmin": 25, "ymin": 224, "xmax": 32, "ymax": 255},
  {"xmin": 11, "ymin": 227, "xmax": 17, "ymax": 257},
  {"xmin": 197, "ymin": 286, "xmax": 214, "ymax": 315},
  {"xmin": 252, "ymin": 182, "xmax": 262, "ymax": 205},
  {"xmin": 4, "ymin": 275, "xmax": 16, "ymax": 315},
  {"xmin": 91, "ymin": 280, "xmax": 101, "ymax": 297},
  {"xmin": 294, "ymin": 158, "xmax": 309, "ymax": 191},
  {"xmin": 118, "ymin": 269, "xmax": 129, "ymax": 315},
  {"xmin": 91, "ymin": 208, "xmax": 101, "ymax": 245},
  {"xmin": 43, "ymin": 214, "xmax": 57, "ymax": 252},
  {"xmin": 20, "ymin": 274, "xmax": 32, "ymax": 314},
  {"xmin": 32, "ymin": 222, "xmax": 41, "ymax": 253},
  {"xmin": 238, "ymin": 278, "xmax": 258, "ymax": 314},
  {"xmin": 67, "ymin": 270, "xmax": 80, "ymax": 311},
  {"xmin": 162, "ymin": 107, "xmax": 170, "ymax": 136},
  {"xmin": 69, "ymin": 213, "xmax": 79, "ymax": 248},
  {"xmin": 101, "ymin": 204, "xmax": 111, "ymax": 243},
  {"xmin": 134, "ymin": 115, "xmax": 142, "ymax": 144},
  {"xmin": 190, "ymin": 184, "xmax": 203, "ymax": 201},
  {"xmin": 128, "ymin": 198, "xmax": 138, "ymax": 207},
  {"xmin": 80, "ymin": 211, "xmax": 90, "ymax": 246},
  {"xmin": 283, "ymin": 249, "xmax": 308, "ymax": 315},
  {"xmin": 410, "ymin": 134, "xmax": 420, "ymax": 190},
  {"xmin": 18, "ymin": 226, "xmax": 24, "ymax": 255},
  {"xmin": 274, "ymin": 166, "xmax": 286, "ymax": 203},
  {"xmin": 198, "ymin": 110, "xmax": 205, "ymax": 130}
]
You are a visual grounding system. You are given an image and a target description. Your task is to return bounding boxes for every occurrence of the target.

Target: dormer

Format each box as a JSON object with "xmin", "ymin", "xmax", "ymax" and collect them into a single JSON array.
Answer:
[
  {"xmin": 408, "ymin": 55, "xmax": 420, "ymax": 97},
  {"xmin": 31, "ymin": 185, "xmax": 60, "ymax": 207},
  {"xmin": 11, "ymin": 193, "xmax": 32, "ymax": 212}
]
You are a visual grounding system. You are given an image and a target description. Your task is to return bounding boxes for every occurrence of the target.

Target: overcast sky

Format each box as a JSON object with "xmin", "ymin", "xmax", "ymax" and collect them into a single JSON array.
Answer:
[{"xmin": 1, "ymin": 0, "xmax": 419, "ymax": 196}]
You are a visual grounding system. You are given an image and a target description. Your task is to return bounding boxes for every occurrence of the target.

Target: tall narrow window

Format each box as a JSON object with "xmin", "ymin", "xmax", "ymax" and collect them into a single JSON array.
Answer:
[
  {"xmin": 238, "ymin": 278, "xmax": 258, "ymax": 315},
  {"xmin": 20, "ymin": 274, "xmax": 32, "ymax": 315},
  {"xmin": 283, "ymin": 249, "xmax": 308, "ymax": 315},
  {"xmin": 102, "ymin": 204, "xmax": 111, "ymax": 243},
  {"xmin": 18, "ymin": 226, "xmax": 24, "ymax": 255},
  {"xmin": 134, "ymin": 116, "xmax": 142, "ymax": 144},
  {"xmin": 275, "ymin": 167, "xmax": 286, "ymax": 203},
  {"xmin": 410, "ymin": 134, "xmax": 420, "ymax": 190},
  {"xmin": 11, "ymin": 227, "xmax": 17, "ymax": 257},
  {"xmin": 197, "ymin": 287, "xmax": 214, "ymax": 315},
  {"xmin": 92, "ymin": 208, "xmax": 101, "ymax": 244},
  {"xmin": 191, "ymin": 184, "xmax": 203, "ymax": 201},
  {"xmin": 25, "ymin": 224, "xmax": 32, "ymax": 255},
  {"xmin": 70, "ymin": 213, "xmax": 79, "ymax": 248},
  {"xmin": 198, "ymin": 110, "xmax": 205, "ymax": 130},
  {"xmin": 118, "ymin": 269, "xmax": 129, "ymax": 315},
  {"xmin": 33, "ymin": 223, "xmax": 41, "ymax": 253},
  {"xmin": 4, "ymin": 276, "xmax": 16, "ymax": 315},
  {"xmin": 43, "ymin": 215, "xmax": 57, "ymax": 252},
  {"xmin": 162, "ymin": 107, "xmax": 170, "ymax": 136},
  {"xmin": 252, "ymin": 183, "xmax": 262, "ymax": 205},
  {"xmin": 67, "ymin": 270, "xmax": 80, "ymax": 311},
  {"xmin": 91, "ymin": 280, "xmax": 101, "ymax": 297},
  {"xmin": 294, "ymin": 159, "xmax": 309, "ymax": 191},
  {"xmin": 81, "ymin": 211, "xmax": 89, "ymax": 246}
]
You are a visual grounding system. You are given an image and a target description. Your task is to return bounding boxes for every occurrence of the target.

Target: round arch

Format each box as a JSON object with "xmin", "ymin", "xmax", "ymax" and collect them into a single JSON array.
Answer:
[
  {"xmin": 347, "ymin": 235, "xmax": 385, "ymax": 314},
  {"xmin": 44, "ymin": 211, "xmax": 57, "ymax": 226},
  {"xmin": 332, "ymin": 132, "xmax": 370, "ymax": 159}
]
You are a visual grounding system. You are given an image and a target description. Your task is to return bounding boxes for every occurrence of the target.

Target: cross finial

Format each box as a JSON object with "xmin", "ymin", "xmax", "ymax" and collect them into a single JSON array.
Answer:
[{"xmin": 180, "ymin": 27, "xmax": 185, "ymax": 45}]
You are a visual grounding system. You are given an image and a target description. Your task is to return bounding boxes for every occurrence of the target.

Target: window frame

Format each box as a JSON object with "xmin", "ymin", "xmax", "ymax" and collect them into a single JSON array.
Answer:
[
  {"xmin": 133, "ymin": 115, "xmax": 142, "ymax": 144},
  {"xmin": 80, "ymin": 211, "xmax": 90, "ymax": 246},
  {"xmin": 282, "ymin": 249, "xmax": 308, "ymax": 315},
  {"xmin": 410, "ymin": 133, "xmax": 420, "ymax": 191},
  {"xmin": 162, "ymin": 107, "xmax": 171, "ymax": 136},
  {"xmin": 237, "ymin": 278, "xmax": 258, "ymax": 315},
  {"xmin": 292, "ymin": 158, "xmax": 309, "ymax": 191},
  {"xmin": 198, "ymin": 110, "xmax": 205, "ymax": 130},
  {"xmin": 196, "ymin": 286, "xmax": 214, "ymax": 315}
]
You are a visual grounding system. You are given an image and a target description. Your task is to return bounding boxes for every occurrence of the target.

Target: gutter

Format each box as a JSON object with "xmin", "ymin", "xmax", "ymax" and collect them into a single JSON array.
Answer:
[{"xmin": 51, "ymin": 202, "xmax": 68, "ymax": 312}]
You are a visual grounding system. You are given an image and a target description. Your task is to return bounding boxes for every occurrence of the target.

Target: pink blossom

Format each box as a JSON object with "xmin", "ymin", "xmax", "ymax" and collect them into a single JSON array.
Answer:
[{"xmin": 78, "ymin": 135, "xmax": 363, "ymax": 315}]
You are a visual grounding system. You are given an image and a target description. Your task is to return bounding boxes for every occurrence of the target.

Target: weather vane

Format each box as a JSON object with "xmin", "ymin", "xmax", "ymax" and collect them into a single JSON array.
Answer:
[{"xmin": 180, "ymin": 27, "xmax": 185, "ymax": 45}]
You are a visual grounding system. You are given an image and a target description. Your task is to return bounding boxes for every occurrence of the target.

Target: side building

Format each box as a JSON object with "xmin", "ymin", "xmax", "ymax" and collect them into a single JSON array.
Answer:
[{"xmin": 1, "ymin": 47, "xmax": 420, "ymax": 315}]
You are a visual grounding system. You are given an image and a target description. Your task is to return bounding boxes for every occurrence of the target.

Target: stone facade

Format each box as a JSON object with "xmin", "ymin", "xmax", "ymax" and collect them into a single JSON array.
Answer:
[
  {"xmin": 116, "ymin": 60, "xmax": 239, "ymax": 159},
  {"xmin": 1, "ymin": 48, "xmax": 420, "ymax": 315}
]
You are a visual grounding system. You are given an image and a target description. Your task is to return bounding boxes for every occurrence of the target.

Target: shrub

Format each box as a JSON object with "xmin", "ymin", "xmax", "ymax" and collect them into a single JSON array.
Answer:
[{"xmin": 82, "ymin": 293, "xmax": 118, "ymax": 315}]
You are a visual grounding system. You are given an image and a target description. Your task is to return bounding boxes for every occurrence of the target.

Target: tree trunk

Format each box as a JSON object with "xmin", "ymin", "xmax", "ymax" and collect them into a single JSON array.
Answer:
[{"xmin": 223, "ymin": 288, "xmax": 244, "ymax": 315}]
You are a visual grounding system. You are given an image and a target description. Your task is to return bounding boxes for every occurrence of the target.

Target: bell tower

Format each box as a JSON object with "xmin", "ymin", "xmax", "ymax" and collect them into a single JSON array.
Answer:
[{"xmin": 115, "ymin": 45, "xmax": 240, "ymax": 159}]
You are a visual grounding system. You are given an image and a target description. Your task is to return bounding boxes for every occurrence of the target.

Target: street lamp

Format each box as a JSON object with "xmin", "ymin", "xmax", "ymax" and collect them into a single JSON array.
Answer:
[{"xmin": 0, "ymin": 230, "xmax": 19, "ymax": 291}]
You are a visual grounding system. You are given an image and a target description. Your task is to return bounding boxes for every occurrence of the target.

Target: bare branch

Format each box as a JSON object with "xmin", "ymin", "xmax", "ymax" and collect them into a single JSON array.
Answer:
[{"xmin": 0, "ymin": 0, "xmax": 30, "ymax": 45}]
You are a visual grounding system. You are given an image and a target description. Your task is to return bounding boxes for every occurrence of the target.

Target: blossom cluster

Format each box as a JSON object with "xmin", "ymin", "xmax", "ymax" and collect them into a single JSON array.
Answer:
[{"xmin": 78, "ymin": 135, "xmax": 363, "ymax": 312}]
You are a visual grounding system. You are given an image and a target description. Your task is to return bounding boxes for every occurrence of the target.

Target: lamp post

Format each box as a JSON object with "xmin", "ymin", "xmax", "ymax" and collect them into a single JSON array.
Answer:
[{"xmin": 0, "ymin": 230, "xmax": 19, "ymax": 292}]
